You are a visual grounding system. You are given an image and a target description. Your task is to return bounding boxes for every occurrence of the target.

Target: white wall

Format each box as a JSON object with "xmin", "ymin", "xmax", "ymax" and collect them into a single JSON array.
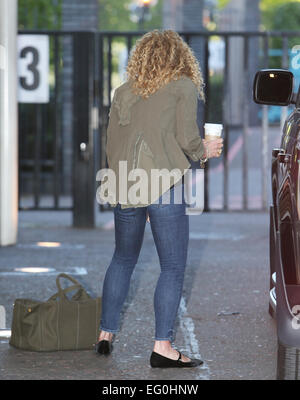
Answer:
[{"xmin": 0, "ymin": 0, "xmax": 18, "ymax": 246}]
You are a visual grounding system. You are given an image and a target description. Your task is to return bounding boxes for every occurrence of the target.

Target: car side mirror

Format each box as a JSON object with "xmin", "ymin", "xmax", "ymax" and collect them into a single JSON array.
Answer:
[{"xmin": 253, "ymin": 69, "xmax": 294, "ymax": 106}]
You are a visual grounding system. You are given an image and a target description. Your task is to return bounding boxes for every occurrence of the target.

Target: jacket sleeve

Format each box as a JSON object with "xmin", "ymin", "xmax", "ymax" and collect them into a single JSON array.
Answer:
[{"xmin": 175, "ymin": 79, "xmax": 206, "ymax": 162}]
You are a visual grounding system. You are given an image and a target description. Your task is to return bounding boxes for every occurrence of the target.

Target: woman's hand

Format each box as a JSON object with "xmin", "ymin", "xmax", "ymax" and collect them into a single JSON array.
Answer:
[
  {"xmin": 146, "ymin": 211, "xmax": 150, "ymax": 223},
  {"xmin": 202, "ymin": 137, "xmax": 224, "ymax": 159}
]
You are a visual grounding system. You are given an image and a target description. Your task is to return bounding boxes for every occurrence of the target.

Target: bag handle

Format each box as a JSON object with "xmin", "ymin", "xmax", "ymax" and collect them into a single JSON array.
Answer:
[
  {"xmin": 55, "ymin": 273, "xmax": 84, "ymax": 300},
  {"xmin": 56, "ymin": 273, "xmax": 82, "ymax": 292},
  {"xmin": 47, "ymin": 273, "xmax": 91, "ymax": 301},
  {"xmin": 47, "ymin": 284, "xmax": 81, "ymax": 301}
]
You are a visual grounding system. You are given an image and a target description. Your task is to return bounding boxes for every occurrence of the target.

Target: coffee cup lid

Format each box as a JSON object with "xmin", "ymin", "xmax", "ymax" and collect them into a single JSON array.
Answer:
[{"xmin": 204, "ymin": 123, "xmax": 223, "ymax": 129}]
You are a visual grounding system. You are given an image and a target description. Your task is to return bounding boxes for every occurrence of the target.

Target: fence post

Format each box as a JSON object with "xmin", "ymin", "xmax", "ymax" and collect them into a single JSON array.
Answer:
[
  {"xmin": 72, "ymin": 32, "xmax": 95, "ymax": 228},
  {"xmin": 203, "ymin": 35, "xmax": 210, "ymax": 212}
]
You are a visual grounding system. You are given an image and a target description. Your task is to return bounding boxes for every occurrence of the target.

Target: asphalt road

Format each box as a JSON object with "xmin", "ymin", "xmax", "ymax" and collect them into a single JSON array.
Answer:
[{"xmin": 0, "ymin": 209, "xmax": 276, "ymax": 380}]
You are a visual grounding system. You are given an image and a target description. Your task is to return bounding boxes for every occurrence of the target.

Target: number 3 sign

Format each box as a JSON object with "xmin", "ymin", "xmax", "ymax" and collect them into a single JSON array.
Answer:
[{"xmin": 18, "ymin": 35, "xmax": 49, "ymax": 103}]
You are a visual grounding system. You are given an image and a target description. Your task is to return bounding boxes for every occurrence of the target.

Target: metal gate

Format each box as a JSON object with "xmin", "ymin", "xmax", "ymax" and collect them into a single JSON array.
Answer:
[{"xmin": 18, "ymin": 30, "xmax": 300, "ymax": 225}]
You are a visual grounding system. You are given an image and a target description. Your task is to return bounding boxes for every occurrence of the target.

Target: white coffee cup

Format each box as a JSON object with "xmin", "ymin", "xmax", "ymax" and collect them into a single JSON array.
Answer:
[{"xmin": 204, "ymin": 123, "xmax": 223, "ymax": 140}]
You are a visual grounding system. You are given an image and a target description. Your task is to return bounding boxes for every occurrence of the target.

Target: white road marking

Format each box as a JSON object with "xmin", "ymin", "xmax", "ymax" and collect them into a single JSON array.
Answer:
[
  {"xmin": 0, "ymin": 267, "xmax": 87, "ymax": 276},
  {"xmin": 178, "ymin": 296, "xmax": 210, "ymax": 380},
  {"xmin": 189, "ymin": 232, "xmax": 245, "ymax": 241},
  {"xmin": 16, "ymin": 243, "xmax": 85, "ymax": 249},
  {"xmin": 0, "ymin": 330, "xmax": 11, "ymax": 339}
]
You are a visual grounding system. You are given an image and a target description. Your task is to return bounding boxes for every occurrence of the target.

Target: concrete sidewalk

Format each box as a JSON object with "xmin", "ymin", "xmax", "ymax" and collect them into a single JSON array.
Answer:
[{"xmin": 0, "ymin": 209, "xmax": 276, "ymax": 380}]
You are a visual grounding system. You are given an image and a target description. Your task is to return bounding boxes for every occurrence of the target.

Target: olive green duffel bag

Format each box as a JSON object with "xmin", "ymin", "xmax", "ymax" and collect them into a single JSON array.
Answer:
[{"xmin": 9, "ymin": 273, "xmax": 102, "ymax": 351}]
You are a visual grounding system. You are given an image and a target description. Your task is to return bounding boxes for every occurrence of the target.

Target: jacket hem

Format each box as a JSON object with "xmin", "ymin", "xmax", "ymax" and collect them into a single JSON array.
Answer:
[{"xmin": 107, "ymin": 161, "xmax": 192, "ymax": 209}]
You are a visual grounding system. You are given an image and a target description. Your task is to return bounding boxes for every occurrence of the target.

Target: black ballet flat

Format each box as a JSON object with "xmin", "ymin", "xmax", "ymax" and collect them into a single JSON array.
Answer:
[
  {"xmin": 95, "ymin": 339, "xmax": 113, "ymax": 356},
  {"xmin": 150, "ymin": 350, "xmax": 203, "ymax": 368}
]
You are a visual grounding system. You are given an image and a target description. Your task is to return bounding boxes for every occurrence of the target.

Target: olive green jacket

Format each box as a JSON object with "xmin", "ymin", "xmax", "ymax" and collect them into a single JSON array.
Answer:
[{"xmin": 101, "ymin": 75, "xmax": 206, "ymax": 209}]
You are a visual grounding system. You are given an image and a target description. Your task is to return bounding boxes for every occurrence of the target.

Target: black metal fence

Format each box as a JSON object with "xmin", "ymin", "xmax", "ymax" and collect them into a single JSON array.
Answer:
[
  {"xmin": 18, "ymin": 30, "xmax": 300, "ymax": 223},
  {"xmin": 18, "ymin": 32, "xmax": 72, "ymax": 211}
]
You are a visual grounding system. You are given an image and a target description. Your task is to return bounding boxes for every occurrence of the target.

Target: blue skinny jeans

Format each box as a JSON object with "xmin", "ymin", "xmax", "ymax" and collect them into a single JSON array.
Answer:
[{"xmin": 99, "ymin": 181, "xmax": 189, "ymax": 342}]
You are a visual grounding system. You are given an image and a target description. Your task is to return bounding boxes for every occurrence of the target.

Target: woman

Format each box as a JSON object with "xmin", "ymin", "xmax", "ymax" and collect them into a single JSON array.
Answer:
[{"xmin": 95, "ymin": 29, "xmax": 223, "ymax": 368}]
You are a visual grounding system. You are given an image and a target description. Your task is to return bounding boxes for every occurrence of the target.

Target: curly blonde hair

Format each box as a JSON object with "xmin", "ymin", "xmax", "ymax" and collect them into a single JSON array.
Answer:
[{"xmin": 125, "ymin": 29, "xmax": 205, "ymax": 101}]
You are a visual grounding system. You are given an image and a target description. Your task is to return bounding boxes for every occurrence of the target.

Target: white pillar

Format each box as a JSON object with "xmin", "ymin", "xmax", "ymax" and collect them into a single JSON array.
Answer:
[{"xmin": 0, "ymin": 0, "xmax": 18, "ymax": 246}]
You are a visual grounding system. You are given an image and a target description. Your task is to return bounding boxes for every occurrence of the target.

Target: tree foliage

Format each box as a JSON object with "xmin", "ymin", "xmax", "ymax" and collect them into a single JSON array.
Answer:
[
  {"xmin": 18, "ymin": 0, "xmax": 300, "ymax": 31},
  {"xmin": 18, "ymin": 0, "xmax": 62, "ymax": 30},
  {"xmin": 18, "ymin": 0, "xmax": 162, "ymax": 31},
  {"xmin": 217, "ymin": 0, "xmax": 300, "ymax": 30},
  {"xmin": 272, "ymin": 2, "xmax": 300, "ymax": 30},
  {"xmin": 265, "ymin": 1, "xmax": 300, "ymax": 61},
  {"xmin": 216, "ymin": 0, "xmax": 230, "ymax": 9},
  {"xmin": 99, "ymin": 0, "xmax": 163, "ymax": 31},
  {"xmin": 260, "ymin": 0, "xmax": 300, "ymax": 29},
  {"xmin": 99, "ymin": 0, "xmax": 134, "ymax": 31}
]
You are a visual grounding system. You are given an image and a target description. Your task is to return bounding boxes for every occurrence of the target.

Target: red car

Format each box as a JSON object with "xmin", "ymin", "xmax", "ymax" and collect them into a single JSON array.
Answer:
[{"xmin": 253, "ymin": 69, "xmax": 300, "ymax": 380}]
